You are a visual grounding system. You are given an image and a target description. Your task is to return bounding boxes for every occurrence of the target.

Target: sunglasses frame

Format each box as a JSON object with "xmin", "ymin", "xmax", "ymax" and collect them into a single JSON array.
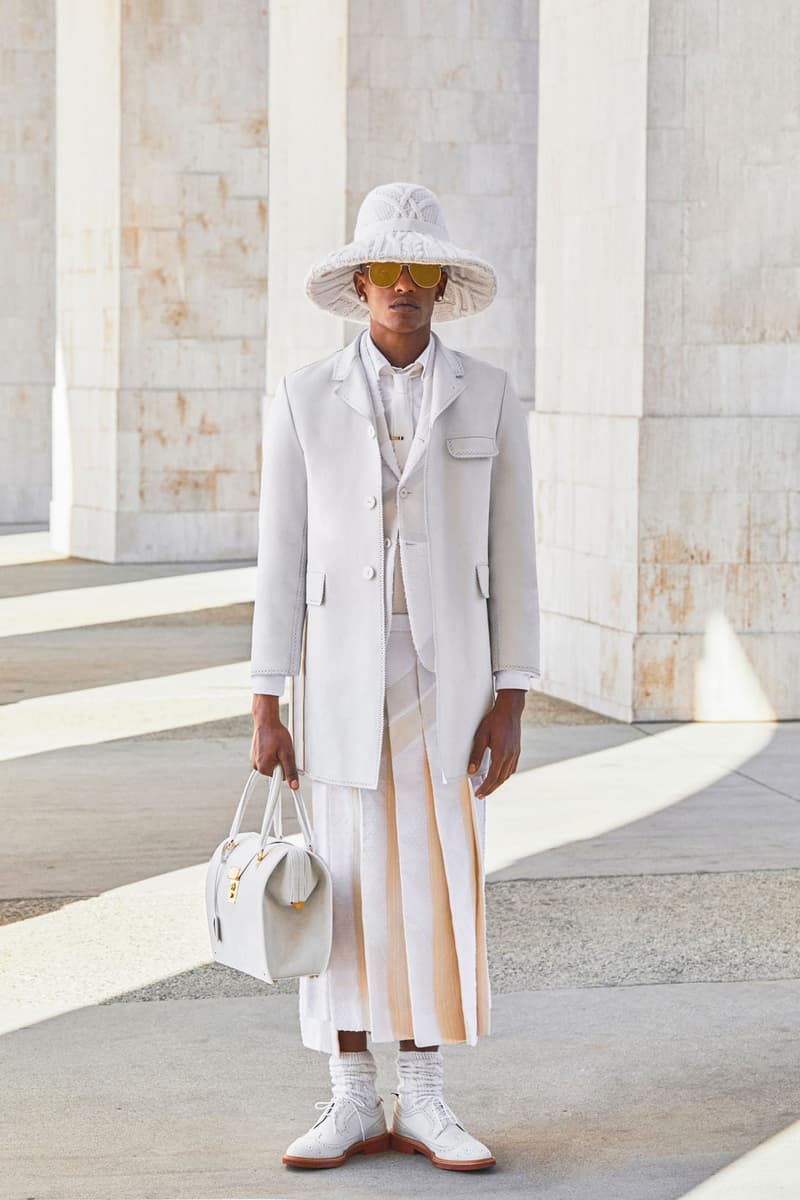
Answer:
[{"xmin": 360, "ymin": 261, "xmax": 444, "ymax": 289}]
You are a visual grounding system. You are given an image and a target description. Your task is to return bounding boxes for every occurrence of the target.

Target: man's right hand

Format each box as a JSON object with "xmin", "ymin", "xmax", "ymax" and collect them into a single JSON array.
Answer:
[{"xmin": 250, "ymin": 694, "xmax": 300, "ymax": 788}]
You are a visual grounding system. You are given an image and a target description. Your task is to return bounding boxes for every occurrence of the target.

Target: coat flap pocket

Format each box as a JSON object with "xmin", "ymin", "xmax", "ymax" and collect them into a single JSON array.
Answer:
[
  {"xmin": 306, "ymin": 569, "xmax": 326, "ymax": 606},
  {"xmin": 476, "ymin": 561, "xmax": 490, "ymax": 598},
  {"xmin": 446, "ymin": 435, "xmax": 499, "ymax": 458}
]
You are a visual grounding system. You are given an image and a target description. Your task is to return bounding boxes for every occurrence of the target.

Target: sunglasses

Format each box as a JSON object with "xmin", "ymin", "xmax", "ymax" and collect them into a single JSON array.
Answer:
[{"xmin": 361, "ymin": 261, "xmax": 443, "ymax": 289}]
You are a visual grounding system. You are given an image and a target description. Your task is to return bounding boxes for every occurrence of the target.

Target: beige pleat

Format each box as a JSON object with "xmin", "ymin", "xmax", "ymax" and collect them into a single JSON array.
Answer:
[
  {"xmin": 423, "ymin": 748, "xmax": 467, "ymax": 1043},
  {"xmin": 460, "ymin": 777, "xmax": 491, "ymax": 1035}
]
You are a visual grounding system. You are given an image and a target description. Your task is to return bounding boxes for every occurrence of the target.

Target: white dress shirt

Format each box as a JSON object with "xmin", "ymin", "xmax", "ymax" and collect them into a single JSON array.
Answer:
[{"xmin": 251, "ymin": 331, "xmax": 532, "ymax": 696}]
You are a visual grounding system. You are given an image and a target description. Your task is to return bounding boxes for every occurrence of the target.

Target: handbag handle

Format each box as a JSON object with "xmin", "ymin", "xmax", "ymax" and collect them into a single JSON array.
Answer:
[
  {"xmin": 256, "ymin": 764, "xmax": 316, "ymax": 852},
  {"xmin": 225, "ymin": 767, "xmax": 315, "ymax": 852}
]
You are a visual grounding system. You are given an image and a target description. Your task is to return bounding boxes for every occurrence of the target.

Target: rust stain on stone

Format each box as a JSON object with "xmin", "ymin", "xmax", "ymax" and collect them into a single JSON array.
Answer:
[
  {"xmin": 651, "ymin": 533, "xmax": 711, "ymax": 564},
  {"xmin": 198, "ymin": 412, "xmax": 219, "ymax": 436},
  {"xmin": 245, "ymin": 113, "xmax": 267, "ymax": 142},
  {"xmin": 217, "ymin": 175, "xmax": 229, "ymax": 204},
  {"xmin": 140, "ymin": 429, "xmax": 167, "ymax": 447},
  {"xmin": 651, "ymin": 533, "xmax": 685, "ymax": 561},
  {"xmin": 257, "ymin": 199, "xmax": 267, "ymax": 231},
  {"xmin": 176, "ymin": 392, "xmax": 187, "ymax": 423},
  {"xmin": 609, "ymin": 569, "xmax": 622, "ymax": 612},
  {"xmin": 247, "ymin": 113, "xmax": 268, "ymax": 141},
  {"xmin": 666, "ymin": 577, "xmax": 692, "ymax": 626},
  {"xmin": 165, "ymin": 300, "xmax": 188, "ymax": 330},
  {"xmin": 638, "ymin": 653, "xmax": 676, "ymax": 699},
  {"xmin": 599, "ymin": 661, "xmax": 616, "ymax": 694},
  {"xmin": 122, "ymin": 227, "xmax": 139, "ymax": 265},
  {"xmin": 643, "ymin": 565, "xmax": 692, "ymax": 626},
  {"xmin": 160, "ymin": 469, "xmax": 219, "ymax": 506}
]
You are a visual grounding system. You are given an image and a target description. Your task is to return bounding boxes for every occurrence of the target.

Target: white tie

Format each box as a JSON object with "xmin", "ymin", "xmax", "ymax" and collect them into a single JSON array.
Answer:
[{"xmin": 387, "ymin": 365, "xmax": 421, "ymax": 473}]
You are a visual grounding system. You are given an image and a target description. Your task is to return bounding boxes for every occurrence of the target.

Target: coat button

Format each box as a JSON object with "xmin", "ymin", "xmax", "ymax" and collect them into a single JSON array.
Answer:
[
  {"xmin": 384, "ymin": 537, "xmax": 391, "ymax": 548},
  {"xmin": 365, "ymin": 494, "xmax": 377, "ymax": 508},
  {"xmin": 367, "ymin": 425, "xmax": 376, "ymax": 438},
  {"xmin": 399, "ymin": 486, "xmax": 409, "ymax": 498},
  {"xmin": 362, "ymin": 565, "xmax": 376, "ymax": 579}
]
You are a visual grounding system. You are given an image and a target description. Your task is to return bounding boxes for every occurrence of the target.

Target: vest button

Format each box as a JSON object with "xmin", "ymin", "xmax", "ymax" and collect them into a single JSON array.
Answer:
[
  {"xmin": 362, "ymin": 565, "xmax": 376, "ymax": 579},
  {"xmin": 384, "ymin": 537, "xmax": 391, "ymax": 548},
  {"xmin": 365, "ymin": 494, "xmax": 377, "ymax": 508}
]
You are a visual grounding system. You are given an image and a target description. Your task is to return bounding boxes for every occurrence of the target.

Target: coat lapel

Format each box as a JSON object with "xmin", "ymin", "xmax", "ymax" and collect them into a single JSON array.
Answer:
[
  {"xmin": 330, "ymin": 328, "xmax": 467, "ymax": 476},
  {"xmin": 400, "ymin": 331, "xmax": 466, "ymax": 480},
  {"xmin": 427, "ymin": 330, "xmax": 467, "ymax": 428},
  {"xmin": 330, "ymin": 332, "xmax": 404, "ymax": 479}
]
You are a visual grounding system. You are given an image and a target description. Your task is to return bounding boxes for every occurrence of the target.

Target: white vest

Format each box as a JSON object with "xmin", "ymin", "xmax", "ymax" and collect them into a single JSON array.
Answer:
[{"xmin": 359, "ymin": 329, "xmax": 437, "ymax": 670}]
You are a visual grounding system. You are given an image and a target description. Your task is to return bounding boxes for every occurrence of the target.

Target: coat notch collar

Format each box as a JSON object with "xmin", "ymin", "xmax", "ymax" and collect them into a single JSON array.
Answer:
[{"xmin": 331, "ymin": 329, "xmax": 466, "ymax": 426}]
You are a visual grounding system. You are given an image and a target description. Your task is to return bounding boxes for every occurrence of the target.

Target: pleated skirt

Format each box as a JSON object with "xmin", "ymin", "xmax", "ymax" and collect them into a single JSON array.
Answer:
[{"xmin": 298, "ymin": 613, "xmax": 492, "ymax": 1055}]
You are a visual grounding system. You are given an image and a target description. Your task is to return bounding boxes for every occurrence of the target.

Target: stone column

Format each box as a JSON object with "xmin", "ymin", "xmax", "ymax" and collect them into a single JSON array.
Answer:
[
  {"xmin": 0, "ymin": 0, "xmax": 54, "ymax": 523},
  {"xmin": 267, "ymin": 0, "xmax": 538, "ymax": 402},
  {"xmin": 52, "ymin": 0, "xmax": 268, "ymax": 561},
  {"xmin": 536, "ymin": 0, "xmax": 799, "ymax": 719}
]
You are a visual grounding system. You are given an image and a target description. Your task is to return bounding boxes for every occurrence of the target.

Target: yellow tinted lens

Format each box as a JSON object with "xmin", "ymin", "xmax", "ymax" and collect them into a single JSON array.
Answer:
[
  {"xmin": 368, "ymin": 262, "xmax": 402, "ymax": 287},
  {"xmin": 408, "ymin": 263, "xmax": 442, "ymax": 288}
]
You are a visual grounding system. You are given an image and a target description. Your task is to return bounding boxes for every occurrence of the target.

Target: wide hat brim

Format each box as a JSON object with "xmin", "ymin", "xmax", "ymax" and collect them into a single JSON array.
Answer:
[{"xmin": 304, "ymin": 225, "xmax": 498, "ymax": 323}]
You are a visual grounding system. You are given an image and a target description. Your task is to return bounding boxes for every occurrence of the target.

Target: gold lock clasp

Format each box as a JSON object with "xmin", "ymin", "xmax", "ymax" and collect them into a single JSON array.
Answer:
[{"xmin": 227, "ymin": 864, "xmax": 241, "ymax": 903}]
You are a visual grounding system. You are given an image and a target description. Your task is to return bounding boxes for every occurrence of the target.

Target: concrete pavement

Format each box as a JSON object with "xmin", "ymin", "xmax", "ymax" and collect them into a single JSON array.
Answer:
[{"xmin": 2, "ymin": 525, "xmax": 799, "ymax": 1199}]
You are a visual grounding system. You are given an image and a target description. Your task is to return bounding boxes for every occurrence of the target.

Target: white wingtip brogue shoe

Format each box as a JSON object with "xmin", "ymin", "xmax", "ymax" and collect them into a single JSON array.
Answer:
[
  {"xmin": 389, "ymin": 1092, "xmax": 496, "ymax": 1171},
  {"xmin": 282, "ymin": 1094, "xmax": 390, "ymax": 1168}
]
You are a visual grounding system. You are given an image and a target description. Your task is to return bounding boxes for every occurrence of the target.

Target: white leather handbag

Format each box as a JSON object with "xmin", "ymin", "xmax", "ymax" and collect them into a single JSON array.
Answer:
[{"xmin": 205, "ymin": 766, "xmax": 333, "ymax": 985}]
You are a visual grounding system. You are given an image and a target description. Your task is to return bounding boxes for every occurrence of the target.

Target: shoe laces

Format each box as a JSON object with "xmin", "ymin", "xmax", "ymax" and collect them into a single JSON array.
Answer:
[
  {"xmin": 393, "ymin": 1089, "xmax": 463, "ymax": 1136},
  {"xmin": 312, "ymin": 1093, "xmax": 379, "ymax": 1141},
  {"xmin": 429, "ymin": 1095, "xmax": 463, "ymax": 1135}
]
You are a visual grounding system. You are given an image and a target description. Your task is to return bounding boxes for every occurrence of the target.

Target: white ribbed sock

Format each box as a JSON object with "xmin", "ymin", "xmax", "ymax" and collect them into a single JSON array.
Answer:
[
  {"xmin": 395, "ymin": 1049, "xmax": 445, "ymax": 1107},
  {"xmin": 329, "ymin": 1049, "xmax": 381, "ymax": 1110}
]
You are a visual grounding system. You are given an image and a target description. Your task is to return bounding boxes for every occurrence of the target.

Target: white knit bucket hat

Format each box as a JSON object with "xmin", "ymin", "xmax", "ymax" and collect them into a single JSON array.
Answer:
[{"xmin": 304, "ymin": 181, "xmax": 498, "ymax": 323}]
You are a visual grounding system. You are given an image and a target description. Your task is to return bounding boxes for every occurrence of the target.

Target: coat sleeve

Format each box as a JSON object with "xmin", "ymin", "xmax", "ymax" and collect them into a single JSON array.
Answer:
[
  {"xmin": 250, "ymin": 374, "xmax": 308, "ymax": 681},
  {"xmin": 487, "ymin": 371, "xmax": 541, "ymax": 679}
]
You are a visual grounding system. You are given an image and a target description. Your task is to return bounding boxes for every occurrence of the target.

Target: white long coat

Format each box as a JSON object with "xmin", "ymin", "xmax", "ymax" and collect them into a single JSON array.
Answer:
[{"xmin": 250, "ymin": 330, "xmax": 541, "ymax": 790}]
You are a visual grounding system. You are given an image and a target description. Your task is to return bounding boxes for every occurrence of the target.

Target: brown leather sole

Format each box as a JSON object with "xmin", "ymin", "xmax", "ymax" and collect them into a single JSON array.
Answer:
[
  {"xmin": 390, "ymin": 1130, "xmax": 496, "ymax": 1171},
  {"xmin": 282, "ymin": 1130, "xmax": 391, "ymax": 1169}
]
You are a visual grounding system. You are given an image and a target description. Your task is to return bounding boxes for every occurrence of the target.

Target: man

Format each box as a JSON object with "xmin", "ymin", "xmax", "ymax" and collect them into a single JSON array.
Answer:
[{"xmin": 250, "ymin": 182, "xmax": 540, "ymax": 1171}]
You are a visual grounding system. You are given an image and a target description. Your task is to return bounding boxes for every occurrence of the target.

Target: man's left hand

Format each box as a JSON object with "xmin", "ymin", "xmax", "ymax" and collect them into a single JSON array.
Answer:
[{"xmin": 467, "ymin": 688, "xmax": 526, "ymax": 798}]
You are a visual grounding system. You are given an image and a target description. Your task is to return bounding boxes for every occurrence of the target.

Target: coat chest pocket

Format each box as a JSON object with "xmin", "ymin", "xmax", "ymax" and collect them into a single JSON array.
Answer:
[
  {"xmin": 476, "ymin": 561, "xmax": 490, "ymax": 598},
  {"xmin": 306, "ymin": 569, "xmax": 326, "ymax": 605},
  {"xmin": 446, "ymin": 435, "xmax": 498, "ymax": 458}
]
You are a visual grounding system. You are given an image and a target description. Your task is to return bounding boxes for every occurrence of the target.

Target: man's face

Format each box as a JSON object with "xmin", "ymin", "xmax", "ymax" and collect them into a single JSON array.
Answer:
[{"xmin": 352, "ymin": 263, "xmax": 448, "ymax": 333}]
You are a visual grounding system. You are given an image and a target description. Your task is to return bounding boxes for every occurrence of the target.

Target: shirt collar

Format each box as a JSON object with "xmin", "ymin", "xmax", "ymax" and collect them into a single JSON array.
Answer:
[{"xmin": 363, "ymin": 330, "xmax": 434, "ymax": 380}]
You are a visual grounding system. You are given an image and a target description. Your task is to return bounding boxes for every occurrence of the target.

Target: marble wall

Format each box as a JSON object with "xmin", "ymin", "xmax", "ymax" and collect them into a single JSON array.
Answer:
[
  {"xmin": 52, "ymin": 0, "xmax": 269, "ymax": 560},
  {"xmin": 0, "ymin": 0, "xmax": 54, "ymax": 523},
  {"xmin": 536, "ymin": 0, "xmax": 799, "ymax": 719},
  {"xmin": 535, "ymin": 0, "xmax": 649, "ymax": 718}
]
